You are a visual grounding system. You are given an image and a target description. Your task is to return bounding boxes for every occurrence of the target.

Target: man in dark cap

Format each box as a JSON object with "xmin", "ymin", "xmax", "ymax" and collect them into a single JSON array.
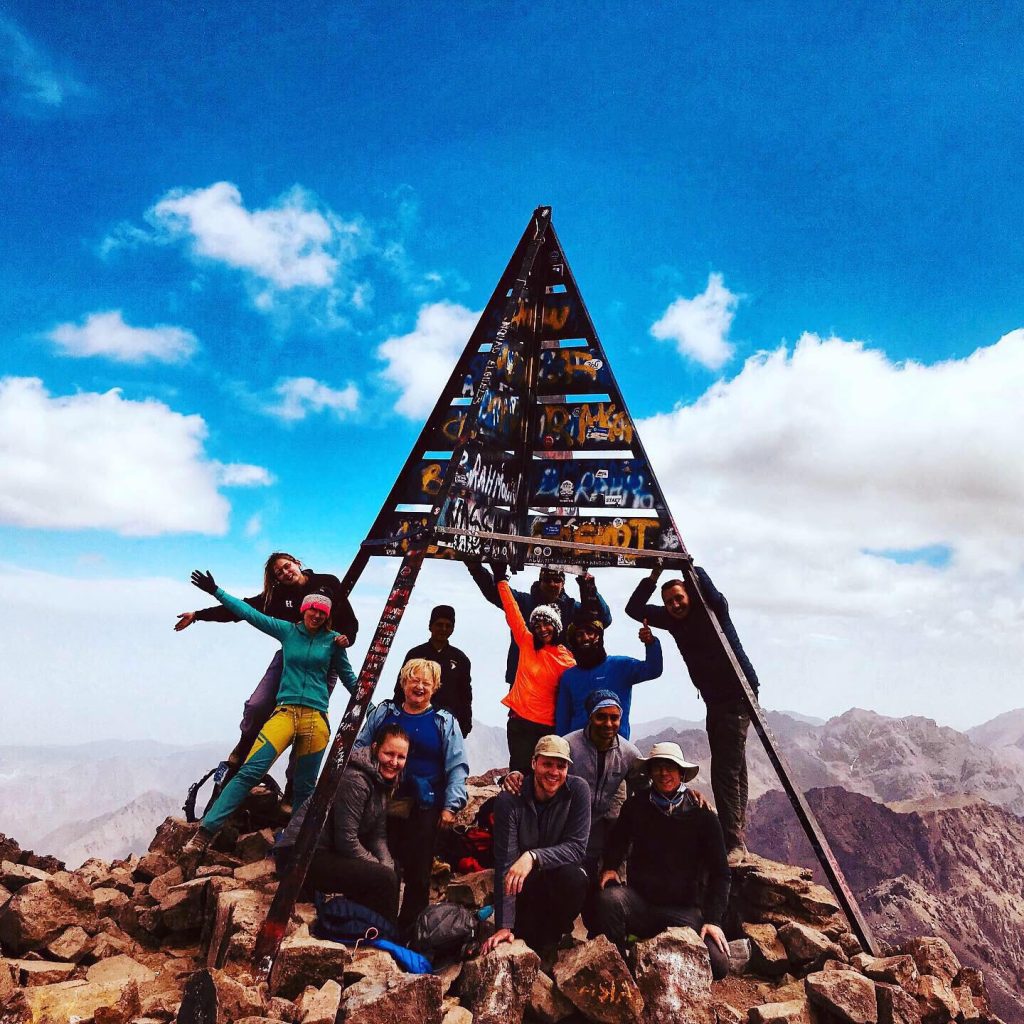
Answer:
[{"xmin": 394, "ymin": 604, "xmax": 473, "ymax": 736}]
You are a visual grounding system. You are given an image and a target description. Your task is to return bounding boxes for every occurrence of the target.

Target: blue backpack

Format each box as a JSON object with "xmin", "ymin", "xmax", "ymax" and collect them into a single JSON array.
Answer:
[{"xmin": 313, "ymin": 892, "xmax": 399, "ymax": 945}]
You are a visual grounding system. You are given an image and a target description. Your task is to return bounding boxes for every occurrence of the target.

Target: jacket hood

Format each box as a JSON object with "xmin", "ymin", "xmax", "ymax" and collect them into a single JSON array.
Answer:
[{"xmin": 348, "ymin": 745, "xmax": 387, "ymax": 785}]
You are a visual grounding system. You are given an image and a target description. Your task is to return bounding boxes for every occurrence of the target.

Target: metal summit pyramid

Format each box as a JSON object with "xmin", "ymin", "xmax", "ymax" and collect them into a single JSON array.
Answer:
[{"xmin": 360, "ymin": 205, "xmax": 688, "ymax": 571}]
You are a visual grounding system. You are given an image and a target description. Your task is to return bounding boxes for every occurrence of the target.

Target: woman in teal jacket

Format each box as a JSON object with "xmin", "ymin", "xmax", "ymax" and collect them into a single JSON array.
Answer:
[{"xmin": 188, "ymin": 569, "xmax": 356, "ymax": 842}]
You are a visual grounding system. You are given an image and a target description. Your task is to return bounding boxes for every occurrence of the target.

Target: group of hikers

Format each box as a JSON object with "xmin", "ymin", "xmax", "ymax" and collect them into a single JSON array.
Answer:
[{"xmin": 175, "ymin": 549, "xmax": 759, "ymax": 968}]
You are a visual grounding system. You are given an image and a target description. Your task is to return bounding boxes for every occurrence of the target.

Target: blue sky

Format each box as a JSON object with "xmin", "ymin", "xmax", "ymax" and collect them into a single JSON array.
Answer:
[{"xmin": 2, "ymin": 2, "xmax": 1022, "ymax": 743}]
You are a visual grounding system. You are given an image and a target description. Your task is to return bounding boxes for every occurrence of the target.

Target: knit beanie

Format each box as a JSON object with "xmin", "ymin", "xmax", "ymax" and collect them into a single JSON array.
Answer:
[
  {"xmin": 301, "ymin": 593, "xmax": 333, "ymax": 615},
  {"xmin": 529, "ymin": 603, "xmax": 562, "ymax": 633},
  {"xmin": 430, "ymin": 604, "xmax": 456, "ymax": 624}
]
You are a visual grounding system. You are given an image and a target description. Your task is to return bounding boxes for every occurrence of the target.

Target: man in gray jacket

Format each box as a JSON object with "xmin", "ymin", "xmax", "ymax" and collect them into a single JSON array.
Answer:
[{"xmin": 481, "ymin": 735, "xmax": 591, "ymax": 956}]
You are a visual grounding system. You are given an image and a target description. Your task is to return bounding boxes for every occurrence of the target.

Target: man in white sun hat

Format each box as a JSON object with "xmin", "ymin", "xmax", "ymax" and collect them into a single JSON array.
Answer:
[{"xmin": 590, "ymin": 741, "xmax": 732, "ymax": 979}]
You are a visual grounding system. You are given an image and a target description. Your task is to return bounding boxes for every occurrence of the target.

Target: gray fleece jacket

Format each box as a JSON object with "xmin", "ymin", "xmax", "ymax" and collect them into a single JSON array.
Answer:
[
  {"xmin": 492, "ymin": 774, "xmax": 590, "ymax": 931},
  {"xmin": 276, "ymin": 746, "xmax": 393, "ymax": 867}
]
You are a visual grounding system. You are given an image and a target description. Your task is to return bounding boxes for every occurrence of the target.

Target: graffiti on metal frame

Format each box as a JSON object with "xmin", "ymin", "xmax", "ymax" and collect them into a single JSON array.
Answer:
[
  {"xmin": 537, "ymin": 348, "xmax": 613, "ymax": 392},
  {"xmin": 453, "ymin": 447, "xmax": 520, "ymax": 505},
  {"xmin": 535, "ymin": 401, "xmax": 634, "ymax": 450},
  {"xmin": 531, "ymin": 459, "xmax": 658, "ymax": 509}
]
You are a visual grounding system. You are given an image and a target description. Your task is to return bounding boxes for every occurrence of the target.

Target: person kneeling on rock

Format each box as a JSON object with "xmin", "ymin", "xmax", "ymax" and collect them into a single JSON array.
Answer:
[
  {"xmin": 590, "ymin": 741, "xmax": 732, "ymax": 979},
  {"xmin": 480, "ymin": 735, "xmax": 591, "ymax": 958}
]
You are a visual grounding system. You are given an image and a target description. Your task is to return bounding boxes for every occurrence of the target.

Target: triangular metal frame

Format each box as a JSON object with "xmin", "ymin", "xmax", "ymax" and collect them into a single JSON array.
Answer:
[{"xmin": 252, "ymin": 207, "xmax": 877, "ymax": 977}]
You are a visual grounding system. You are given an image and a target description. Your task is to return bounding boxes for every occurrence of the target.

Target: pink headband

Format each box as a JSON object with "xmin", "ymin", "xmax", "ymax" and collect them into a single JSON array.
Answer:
[{"xmin": 301, "ymin": 594, "xmax": 332, "ymax": 615}]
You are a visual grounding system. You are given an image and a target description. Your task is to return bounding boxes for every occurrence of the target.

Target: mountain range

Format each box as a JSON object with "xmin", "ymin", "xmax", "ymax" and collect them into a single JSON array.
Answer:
[{"xmin": 5, "ymin": 706, "xmax": 1024, "ymax": 872}]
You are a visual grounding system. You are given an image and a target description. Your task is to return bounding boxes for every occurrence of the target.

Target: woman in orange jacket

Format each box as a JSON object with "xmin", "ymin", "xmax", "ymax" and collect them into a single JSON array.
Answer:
[{"xmin": 495, "ymin": 568, "xmax": 576, "ymax": 773}]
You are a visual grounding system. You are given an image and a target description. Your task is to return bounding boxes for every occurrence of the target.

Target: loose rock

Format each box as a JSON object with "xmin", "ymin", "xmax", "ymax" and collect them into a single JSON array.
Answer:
[
  {"xmin": 632, "ymin": 926, "xmax": 713, "ymax": 1024},
  {"xmin": 805, "ymin": 969, "xmax": 878, "ymax": 1024},
  {"xmin": 554, "ymin": 934, "xmax": 644, "ymax": 1024},
  {"xmin": 461, "ymin": 939, "xmax": 539, "ymax": 1024}
]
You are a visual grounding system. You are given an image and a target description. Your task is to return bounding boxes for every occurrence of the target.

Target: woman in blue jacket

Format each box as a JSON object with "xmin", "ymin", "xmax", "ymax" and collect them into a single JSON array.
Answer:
[
  {"xmin": 356, "ymin": 658, "xmax": 469, "ymax": 927},
  {"xmin": 186, "ymin": 569, "xmax": 356, "ymax": 846}
]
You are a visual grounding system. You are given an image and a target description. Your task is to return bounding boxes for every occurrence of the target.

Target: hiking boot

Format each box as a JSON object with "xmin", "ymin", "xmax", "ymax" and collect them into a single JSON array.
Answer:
[
  {"xmin": 180, "ymin": 829, "xmax": 212, "ymax": 877},
  {"xmin": 726, "ymin": 843, "xmax": 749, "ymax": 866}
]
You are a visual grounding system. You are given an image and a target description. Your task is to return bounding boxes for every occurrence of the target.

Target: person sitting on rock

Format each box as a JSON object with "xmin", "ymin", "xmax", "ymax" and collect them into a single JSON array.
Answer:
[
  {"xmin": 504, "ymin": 690, "xmax": 641, "ymax": 883},
  {"xmin": 555, "ymin": 611, "xmax": 663, "ymax": 739},
  {"xmin": 590, "ymin": 741, "xmax": 732, "ymax": 979},
  {"xmin": 356, "ymin": 658, "xmax": 468, "ymax": 929},
  {"xmin": 481, "ymin": 735, "xmax": 591, "ymax": 958},
  {"xmin": 275, "ymin": 724, "xmax": 410, "ymax": 921}
]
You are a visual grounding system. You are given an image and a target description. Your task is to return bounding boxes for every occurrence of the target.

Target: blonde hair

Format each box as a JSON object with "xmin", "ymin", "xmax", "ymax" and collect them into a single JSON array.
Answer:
[{"xmin": 399, "ymin": 658, "xmax": 441, "ymax": 693}]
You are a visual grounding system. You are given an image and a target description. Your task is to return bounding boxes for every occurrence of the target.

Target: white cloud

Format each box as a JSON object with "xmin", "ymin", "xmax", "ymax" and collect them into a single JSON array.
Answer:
[
  {"xmin": 217, "ymin": 463, "xmax": 274, "ymax": 487},
  {"xmin": 264, "ymin": 377, "xmax": 361, "ymax": 422},
  {"xmin": 0, "ymin": 14, "xmax": 84, "ymax": 111},
  {"xmin": 634, "ymin": 330, "xmax": 1024, "ymax": 725},
  {"xmin": 0, "ymin": 377, "xmax": 271, "ymax": 536},
  {"xmin": 48, "ymin": 310, "xmax": 197, "ymax": 364},
  {"xmin": 151, "ymin": 182, "xmax": 350, "ymax": 290},
  {"xmin": 377, "ymin": 301, "xmax": 480, "ymax": 418},
  {"xmin": 651, "ymin": 272, "xmax": 739, "ymax": 370}
]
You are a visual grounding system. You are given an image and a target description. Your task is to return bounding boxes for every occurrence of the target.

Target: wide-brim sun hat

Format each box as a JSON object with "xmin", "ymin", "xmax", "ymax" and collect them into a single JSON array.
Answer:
[{"xmin": 636, "ymin": 741, "xmax": 699, "ymax": 783}]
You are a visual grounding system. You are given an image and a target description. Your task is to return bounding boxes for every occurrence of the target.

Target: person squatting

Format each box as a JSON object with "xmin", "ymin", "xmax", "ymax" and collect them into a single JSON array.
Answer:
[{"xmin": 179, "ymin": 555, "xmax": 758, "ymax": 967}]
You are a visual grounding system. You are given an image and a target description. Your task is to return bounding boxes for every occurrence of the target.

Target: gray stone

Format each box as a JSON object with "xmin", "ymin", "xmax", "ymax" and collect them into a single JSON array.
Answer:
[
  {"xmin": 268, "ymin": 933, "xmax": 350, "ymax": 999},
  {"xmin": 554, "ymin": 934, "xmax": 644, "ymax": 1024},
  {"xmin": 899, "ymin": 938, "xmax": 960, "ymax": 986},
  {"xmin": 528, "ymin": 969, "xmax": 575, "ymax": 1024},
  {"xmin": 875, "ymin": 982, "xmax": 922, "ymax": 1024},
  {"xmin": 778, "ymin": 921, "xmax": 844, "ymax": 967},
  {"xmin": 341, "ymin": 972, "xmax": 444, "ymax": 1024},
  {"xmin": 632, "ymin": 926, "xmax": 712, "ymax": 1024},
  {"xmin": 461, "ymin": 938, "xmax": 539, "ymax": 1024},
  {"xmin": 805, "ymin": 969, "xmax": 878, "ymax": 1024}
]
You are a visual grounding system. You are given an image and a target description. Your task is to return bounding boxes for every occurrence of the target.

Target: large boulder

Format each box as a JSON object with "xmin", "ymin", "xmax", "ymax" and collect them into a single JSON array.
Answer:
[
  {"xmin": 0, "ymin": 979, "xmax": 129, "ymax": 1024},
  {"xmin": 268, "ymin": 933, "xmax": 351, "ymax": 999},
  {"xmin": 204, "ymin": 887, "xmax": 273, "ymax": 967},
  {"xmin": 742, "ymin": 922, "xmax": 790, "ymax": 976},
  {"xmin": 461, "ymin": 939, "xmax": 539, "ymax": 1024},
  {"xmin": 899, "ymin": 938, "xmax": 960, "ymax": 987},
  {"xmin": 915, "ymin": 976, "xmax": 959, "ymax": 1024},
  {"xmin": 340, "ymin": 972, "xmax": 444, "ymax": 1024},
  {"xmin": 805, "ymin": 969, "xmax": 878, "ymax": 1024},
  {"xmin": 632, "ymin": 926, "xmax": 713, "ymax": 1024},
  {"xmin": 295, "ymin": 979, "xmax": 342, "ymax": 1024},
  {"xmin": 0, "ymin": 871, "xmax": 97, "ymax": 953},
  {"xmin": 875, "ymin": 982, "xmax": 923, "ymax": 1024},
  {"xmin": 777, "ymin": 922, "xmax": 844, "ymax": 969},
  {"xmin": 553, "ymin": 934, "xmax": 644, "ymax": 1024},
  {"xmin": 528, "ymin": 969, "xmax": 575, "ymax": 1024}
]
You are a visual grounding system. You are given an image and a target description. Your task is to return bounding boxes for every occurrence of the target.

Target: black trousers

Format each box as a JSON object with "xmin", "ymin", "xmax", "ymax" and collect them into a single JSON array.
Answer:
[
  {"xmin": 513, "ymin": 863, "xmax": 588, "ymax": 953},
  {"xmin": 306, "ymin": 849, "xmax": 400, "ymax": 922},
  {"xmin": 705, "ymin": 699, "xmax": 750, "ymax": 850},
  {"xmin": 591, "ymin": 884, "xmax": 730, "ymax": 979},
  {"xmin": 388, "ymin": 806, "xmax": 441, "ymax": 928},
  {"xmin": 507, "ymin": 714, "xmax": 551, "ymax": 774}
]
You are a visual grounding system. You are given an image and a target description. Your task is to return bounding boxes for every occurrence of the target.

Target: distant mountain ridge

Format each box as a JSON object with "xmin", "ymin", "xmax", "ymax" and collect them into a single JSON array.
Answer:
[
  {"xmin": 746, "ymin": 785, "xmax": 1024, "ymax": 1022},
  {"xmin": 4, "ymin": 707, "xmax": 1023, "ymax": 866}
]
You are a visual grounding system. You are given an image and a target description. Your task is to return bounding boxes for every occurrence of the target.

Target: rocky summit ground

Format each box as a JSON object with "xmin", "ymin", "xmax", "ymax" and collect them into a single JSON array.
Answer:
[{"xmin": 0, "ymin": 773, "xmax": 1006, "ymax": 1024}]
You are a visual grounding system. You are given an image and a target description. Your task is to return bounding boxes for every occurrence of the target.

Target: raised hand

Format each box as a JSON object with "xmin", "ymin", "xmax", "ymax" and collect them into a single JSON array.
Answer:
[
  {"xmin": 638, "ymin": 618, "xmax": 654, "ymax": 644},
  {"xmin": 190, "ymin": 569, "xmax": 217, "ymax": 595}
]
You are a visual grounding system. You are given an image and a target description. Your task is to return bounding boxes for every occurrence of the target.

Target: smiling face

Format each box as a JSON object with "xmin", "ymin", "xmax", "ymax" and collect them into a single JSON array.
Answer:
[
  {"xmin": 538, "ymin": 572, "xmax": 565, "ymax": 603},
  {"xmin": 532, "ymin": 754, "xmax": 569, "ymax": 800},
  {"xmin": 649, "ymin": 759, "xmax": 684, "ymax": 795},
  {"xmin": 531, "ymin": 615, "xmax": 556, "ymax": 645},
  {"xmin": 400, "ymin": 668, "xmax": 438, "ymax": 713},
  {"xmin": 574, "ymin": 622, "xmax": 601, "ymax": 651},
  {"xmin": 662, "ymin": 582, "xmax": 691, "ymax": 620},
  {"xmin": 302, "ymin": 607, "xmax": 327, "ymax": 632},
  {"xmin": 429, "ymin": 616, "xmax": 454, "ymax": 647},
  {"xmin": 588, "ymin": 706, "xmax": 622, "ymax": 749},
  {"xmin": 273, "ymin": 556, "xmax": 305, "ymax": 586},
  {"xmin": 374, "ymin": 736, "xmax": 410, "ymax": 782}
]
